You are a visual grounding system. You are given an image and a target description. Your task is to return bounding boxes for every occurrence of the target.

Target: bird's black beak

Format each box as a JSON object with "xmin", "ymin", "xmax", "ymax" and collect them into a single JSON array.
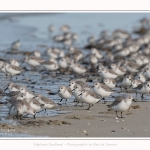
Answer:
[
  {"xmin": 4, "ymin": 87, "xmax": 8, "ymax": 91},
  {"xmin": 78, "ymin": 93, "xmax": 82, "ymax": 96}
]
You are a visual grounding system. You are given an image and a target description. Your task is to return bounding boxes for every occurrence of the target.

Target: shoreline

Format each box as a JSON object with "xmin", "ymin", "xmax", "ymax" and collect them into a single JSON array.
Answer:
[{"xmin": 1, "ymin": 101, "xmax": 149, "ymax": 138}]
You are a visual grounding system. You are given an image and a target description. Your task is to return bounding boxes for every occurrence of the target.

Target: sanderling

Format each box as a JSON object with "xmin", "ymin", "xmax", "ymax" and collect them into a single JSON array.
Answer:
[
  {"xmin": 58, "ymin": 86, "xmax": 72, "ymax": 105},
  {"xmin": 19, "ymin": 87, "xmax": 35, "ymax": 99},
  {"xmin": 58, "ymin": 57, "xmax": 68, "ymax": 70},
  {"xmin": 11, "ymin": 40, "xmax": 20, "ymax": 50},
  {"xmin": 72, "ymin": 51, "xmax": 83, "ymax": 63},
  {"xmin": 41, "ymin": 60, "xmax": 59, "ymax": 71},
  {"xmin": 33, "ymin": 50, "xmax": 41, "ymax": 58},
  {"xmin": 2, "ymin": 63, "xmax": 23, "ymax": 78},
  {"xmin": 48, "ymin": 24, "xmax": 55, "ymax": 33},
  {"xmin": 46, "ymin": 48, "xmax": 61, "ymax": 59},
  {"xmin": 69, "ymin": 80, "xmax": 90, "ymax": 91},
  {"xmin": 131, "ymin": 79, "xmax": 142, "ymax": 88},
  {"xmin": 98, "ymin": 67, "xmax": 118, "ymax": 79},
  {"xmin": 9, "ymin": 100, "xmax": 36, "ymax": 119},
  {"xmin": 135, "ymin": 73, "xmax": 146, "ymax": 82},
  {"xmin": 87, "ymin": 36, "xmax": 96, "ymax": 44},
  {"xmin": 117, "ymin": 75, "xmax": 132, "ymax": 91},
  {"xmin": 35, "ymin": 94, "xmax": 57, "ymax": 113},
  {"xmin": 24, "ymin": 56, "xmax": 45, "ymax": 67},
  {"xmin": 79, "ymin": 90, "xmax": 101, "ymax": 110},
  {"xmin": 124, "ymin": 61, "xmax": 140, "ymax": 73},
  {"xmin": 60, "ymin": 24, "xmax": 70, "ymax": 33},
  {"xmin": 4, "ymin": 82, "xmax": 22, "ymax": 92},
  {"xmin": 143, "ymin": 67, "xmax": 150, "ymax": 79},
  {"xmin": 70, "ymin": 62, "xmax": 87, "ymax": 75},
  {"xmin": 10, "ymin": 58, "xmax": 20, "ymax": 67},
  {"xmin": 90, "ymin": 54, "xmax": 98, "ymax": 68},
  {"xmin": 73, "ymin": 84, "xmax": 83, "ymax": 106},
  {"xmin": 133, "ymin": 81, "xmax": 150, "ymax": 101},
  {"xmin": 110, "ymin": 64, "xmax": 126, "ymax": 76},
  {"xmin": 107, "ymin": 94, "xmax": 135, "ymax": 118},
  {"xmin": 25, "ymin": 98, "xmax": 43, "ymax": 113},
  {"xmin": 91, "ymin": 48, "xmax": 103, "ymax": 59},
  {"xmin": 103, "ymin": 78, "xmax": 116, "ymax": 89},
  {"xmin": 92, "ymin": 82, "xmax": 113, "ymax": 103},
  {"xmin": 114, "ymin": 48, "xmax": 130, "ymax": 57}
]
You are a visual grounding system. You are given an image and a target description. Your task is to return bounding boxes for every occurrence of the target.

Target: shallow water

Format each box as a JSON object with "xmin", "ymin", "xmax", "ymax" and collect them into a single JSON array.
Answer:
[{"xmin": 0, "ymin": 13, "xmax": 150, "ymax": 137}]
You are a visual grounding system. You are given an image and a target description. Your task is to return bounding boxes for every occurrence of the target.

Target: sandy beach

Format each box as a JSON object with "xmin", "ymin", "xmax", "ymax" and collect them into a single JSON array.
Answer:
[{"xmin": 1, "ymin": 100, "xmax": 149, "ymax": 138}]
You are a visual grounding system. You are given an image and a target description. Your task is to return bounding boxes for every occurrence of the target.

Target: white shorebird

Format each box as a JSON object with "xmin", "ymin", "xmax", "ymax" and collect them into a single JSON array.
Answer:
[
  {"xmin": 58, "ymin": 57, "xmax": 68, "ymax": 70},
  {"xmin": 34, "ymin": 94, "xmax": 57, "ymax": 113},
  {"xmin": 135, "ymin": 73, "xmax": 146, "ymax": 82},
  {"xmin": 10, "ymin": 58, "xmax": 20, "ymax": 67},
  {"xmin": 48, "ymin": 24, "xmax": 55, "ymax": 33},
  {"xmin": 69, "ymin": 80, "xmax": 90, "ymax": 91},
  {"xmin": 19, "ymin": 87, "xmax": 35, "ymax": 99},
  {"xmin": 98, "ymin": 68, "xmax": 118, "ymax": 79},
  {"xmin": 4, "ymin": 82, "xmax": 22, "ymax": 92},
  {"xmin": 11, "ymin": 40, "xmax": 20, "ymax": 50},
  {"xmin": 41, "ymin": 61, "xmax": 59, "ymax": 71},
  {"xmin": 2, "ymin": 63, "xmax": 23, "ymax": 78},
  {"xmin": 124, "ymin": 61, "xmax": 140, "ymax": 73},
  {"xmin": 91, "ymin": 48, "xmax": 103, "ymax": 59},
  {"xmin": 72, "ymin": 84, "xmax": 83, "ymax": 106},
  {"xmin": 24, "ymin": 56, "xmax": 44, "ymax": 67},
  {"xmin": 33, "ymin": 50, "xmax": 41, "ymax": 58},
  {"xmin": 46, "ymin": 48, "xmax": 61, "ymax": 59},
  {"xmin": 117, "ymin": 75, "xmax": 132, "ymax": 91},
  {"xmin": 60, "ymin": 24, "xmax": 70, "ymax": 33},
  {"xmin": 9, "ymin": 100, "xmax": 36, "ymax": 119},
  {"xmin": 103, "ymin": 78, "xmax": 116, "ymax": 89},
  {"xmin": 92, "ymin": 82, "xmax": 113, "ymax": 103},
  {"xmin": 58, "ymin": 86, "xmax": 72, "ymax": 105},
  {"xmin": 78, "ymin": 90, "xmax": 101, "ymax": 110},
  {"xmin": 134, "ymin": 81, "xmax": 150, "ymax": 101},
  {"xmin": 107, "ymin": 95, "xmax": 135, "ymax": 118},
  {"xmin": 110, "ymin": 64, "xmax": 126, "ymax": 76},
  {"xmin": 70, "ymin": 62, "xmax": 87, "ymax": 75},
  {"xmin": 131, "ymin": 79, "xmax": 142, "ymax": 88}
]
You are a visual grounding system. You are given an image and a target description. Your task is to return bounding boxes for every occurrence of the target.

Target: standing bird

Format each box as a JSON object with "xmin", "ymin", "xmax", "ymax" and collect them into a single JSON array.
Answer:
[
  {"xmin": 11, "ymin": 40, "xmax": 20, "ymax": 51},
  {"xmin": 107, "ymin": 95, "xmax": 135, "ymax": 118},
  {"xmin": 58, "ymin": 86, "xmax": 72, "ymax": 105}
]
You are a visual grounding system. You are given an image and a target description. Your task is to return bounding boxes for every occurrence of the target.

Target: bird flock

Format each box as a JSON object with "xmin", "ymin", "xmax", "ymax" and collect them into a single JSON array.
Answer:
[{"xmin": 0, "ymin": 18, "xmax": 150, "ymax": 120}]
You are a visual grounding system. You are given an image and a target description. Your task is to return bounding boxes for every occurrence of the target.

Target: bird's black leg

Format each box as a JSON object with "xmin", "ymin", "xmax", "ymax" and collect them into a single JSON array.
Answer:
[
  {"xmin": 60, "ymin": 99, "xmax": 63, "ymax": 102},
  {"xmin": 116, "ymin": 111, "xmax": 119, "ymax": 118},
  {"xmin": 121, "ymin": 112, "xmax": 123, "ymax": 118},
  {"xmin": 141, "ymin": 94, "xmax": 144, "ymax": 101},
  {"xmin": 44, "ymin": 109, "xmax": 46, "ymax": 114},
  {"xmin": 102, "ymin": 97, "xmax": 106, "ymax": 104},
  {"xmin": 16, "ymin": 110, "xmax": 19, "ymax": 119},
  {"xmin": 74, "ymin": 101, "xmax": 79, "ymax": 107},
  {"xmin": 86, "ymin": 104, "xmax": 91, "ymax": 110},
  {"xmin": 86, "ymin": 104, "xmax": 94, "ymax": 110}
]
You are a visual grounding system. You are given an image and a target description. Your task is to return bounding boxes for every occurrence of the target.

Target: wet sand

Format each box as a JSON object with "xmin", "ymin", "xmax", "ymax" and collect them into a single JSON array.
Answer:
[{"xmin": 3, "ymin": 101, "xmax": 150, "ymax": 138}]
